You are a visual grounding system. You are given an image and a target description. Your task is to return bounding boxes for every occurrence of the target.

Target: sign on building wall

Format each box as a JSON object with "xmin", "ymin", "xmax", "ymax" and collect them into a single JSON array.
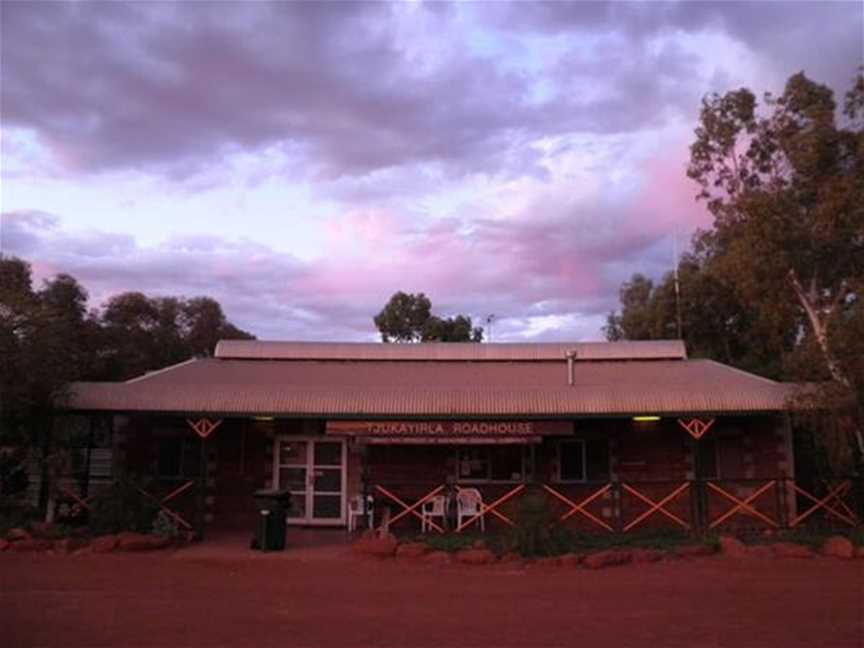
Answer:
[{"xmin": 326, "ymin": 420, "xmax": 573, "ymax": 438}]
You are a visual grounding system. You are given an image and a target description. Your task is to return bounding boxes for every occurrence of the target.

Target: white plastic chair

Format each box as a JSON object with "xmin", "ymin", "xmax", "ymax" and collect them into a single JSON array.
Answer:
[
  {"xmin": 456, "ymin": 487, "xmax": 485, "ymax": 532},
  {"xmin": 348, "ymin": 494, "xmax": 374, "ymax": 532},
  {"xmin": 421, "ymin": 495, "xmax": 447, "ymax": 533}
]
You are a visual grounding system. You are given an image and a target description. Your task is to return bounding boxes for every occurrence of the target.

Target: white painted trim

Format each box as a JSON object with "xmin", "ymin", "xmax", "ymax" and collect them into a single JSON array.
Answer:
[{"xmin": 274, "ymin": 435, "xmax": 347, "ymax": 526}]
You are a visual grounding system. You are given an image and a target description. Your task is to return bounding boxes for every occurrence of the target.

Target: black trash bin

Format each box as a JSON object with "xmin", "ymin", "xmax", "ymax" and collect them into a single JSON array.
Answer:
[{"xmin": 252, "ymin": 489, "xmax": 292, "ymax": 551}]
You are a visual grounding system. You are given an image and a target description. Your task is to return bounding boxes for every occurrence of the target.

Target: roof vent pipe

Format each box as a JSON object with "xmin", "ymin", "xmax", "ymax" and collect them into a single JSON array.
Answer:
[{"xmin": 566, "ymin": 350, "xmax": 577, "ymax": 386}]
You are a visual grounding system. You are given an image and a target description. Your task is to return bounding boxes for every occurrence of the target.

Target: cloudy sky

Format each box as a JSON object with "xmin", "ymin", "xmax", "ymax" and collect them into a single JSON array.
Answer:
[{"xmin": 1, "ymin": 1, "xmax": 862, "ymax": 341}]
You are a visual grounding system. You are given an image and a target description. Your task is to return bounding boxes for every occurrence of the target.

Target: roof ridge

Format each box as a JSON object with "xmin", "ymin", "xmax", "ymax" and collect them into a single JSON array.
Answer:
[
  {"xmin": 699, "ymin": 358, "xmax": 780, "ymax": 386},
  {"xmin": 214, "ymin": 339, "xmax": 687, "ymax": 361},
  {"xmin": 125, "ymin": 357, "xmax": 200, "ymax": 384}
]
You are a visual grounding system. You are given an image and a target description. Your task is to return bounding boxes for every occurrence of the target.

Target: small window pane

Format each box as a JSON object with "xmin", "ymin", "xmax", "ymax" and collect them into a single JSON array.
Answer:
[
  {"xmin": 158, "ymin": 439, "xmax": 182, "ymax": 477},
  {"xmin": 490, "ymin": 446, "xmax": 524, "ymax": 481},
  {"xmin": 313, "ymin": 442, "xmax": 342, "ymax": 466},
  {"xmin": 699, "ymin": 439, "xmax": 718, "ymax": 479},
  {"xmin": 717, "ymin": 436, "xmax": 744, "ymax": 479},
  {"xmin": 313, "ymin": 495, "xmax": 342, "ymax": 518},
  {"xmin": 288, "ymin": 495, "xmax": 306, "ymax": 518},
  {"xmin": 279, "ymin": 467, "xmax": 307, "ymax": 491},
  {"xmin": 458, "ymin": 448, "xmax": 489, "ymax": 480},
  {"xmin": 560, "ymin": 442, "xmax": 585, "ymax": 481},
  {"xmin": 280, "ymin": 441, "xmax": 307, "ymax": 464},
  {"xmin": 313, "ymin": 468, "xmax": 342, "ymax": 492},
  {"xmin": 182, "ymin": 441, "xmax": 201, "ymax": 477},
  {"xmin": 585, "ymin": 440, "xmax": 610, "ymax": 481}
]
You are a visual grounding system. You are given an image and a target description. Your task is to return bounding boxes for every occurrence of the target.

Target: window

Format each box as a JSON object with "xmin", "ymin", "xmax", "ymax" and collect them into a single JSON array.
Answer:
[
  {"xmin": 157, "ymin": 438, "xmax": 201, "ymax": 479},
  {"xmin": 698, "ymin": 439, "xmax": 718, "ymax": 480},
  {"xmin": 558, "ymin": 440, "xmax": 610, "ymax": 482},
  {"xmin": 697, "ymin": 435, "xmax": 744, "ymax": 480},
  {"xmin": 455, "ymin": 446, "xmax": 532, "ymax": 482}
]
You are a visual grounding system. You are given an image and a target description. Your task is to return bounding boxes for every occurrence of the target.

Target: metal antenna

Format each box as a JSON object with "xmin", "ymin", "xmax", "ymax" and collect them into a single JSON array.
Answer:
[
  {"xmin": 673, "ymin": 228, "xmax": 683, "ymax": 340},
  {"xmin": 486, "ymin": 314, "xmax": 495, "ymax": 342}
]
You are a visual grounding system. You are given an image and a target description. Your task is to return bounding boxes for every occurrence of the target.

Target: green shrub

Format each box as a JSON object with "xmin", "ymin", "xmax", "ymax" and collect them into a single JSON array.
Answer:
[
  {"xmin": 0, "ymin": 449, "xmax": 29, "ymax": 499},
  {"xmin": 505, "ymin": 490, "xmax": 563, "ymax": 557},
  {"xmin": 0, "ymin": 502, "xmax": 41, "ymax": 535},
  {"xmin": 420, "ymin": 533, "xmax": 481, "ymax": 553},
  {"xmin": 32, "ymin": 522, "xmax": 82, "ymax": 540},
  {"xmin": 151, "ymin": 510, "xmax": 180, "ymax": 538},
  {"xmin": 561, "ymin": 529, "xmax": 690, "ymax": 552},
  {"xmin": 88, "ymin": 481, "xmax": 159, "ymax": 535}
]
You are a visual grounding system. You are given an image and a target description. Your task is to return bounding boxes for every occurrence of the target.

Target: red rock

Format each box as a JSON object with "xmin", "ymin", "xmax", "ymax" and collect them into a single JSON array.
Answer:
[
  {"xmin": 91, "ymin": 535, "xmax": 119, "ymax": 553},
  {"xmin": 718, "ymin": 536, "xmax": 748, "ymax": 558},
  {"xmin": 11, "ymin": 539, "xmax": 53, "ymax": 552},
  {"xmin": 822, "ymin": 536, "xmax": 854, "ymax": 559},
  {"xmin": 7, "ymin": 528, "xmax": 31, "ymax": 542},
  {"xmin": 675, "ymin": 544, "xmax": 715, "ymax": 558},
  {"xmin": 423, "ymin": 550, "xmax": 452, "ymax": 565},
  {"xmin": 352, "ymin": 534, "xmax": 398, "ymax": 557},
  {"xmin": 472, "ymin": 539, "xmax": 486, "ymax": 550},
  {"xmin": 395, "ymin": 542, "xmax": 429, "ymax": 559},
  {"xmin": 0, "ymin": 538, "xmax": 9, "ymax": 551},
  {"xmin": 534, "ymin": 556, "xmax": 561, "ymax": 568},
  {"xmin": 855, "ymin": 546, "xmax": 864, "ymax": 559},
  {"xmin": 118, "ymin": 533, "xmax": 172, "ymax": 551},
  {"xmin": 55, "ymin": 538, "xmax": 89, "ymax": 554},
  {"xmin": 30, "ymin": 521, "xmax": 55, "ymax": 537},
  {"xmin": 456, "ymin": 549, "xmax": 496, "ymax": 565},
  {"xmin": 558, "ymin": 553, "xmax": 583, "ymax": 567},
  {"xmin": 498, "ymin": 551, "xmax": 523, "ymax": 563},
  {"xmin": 631, "ymin": 548, "xmax": 663, "ymax": 563},
  {"xmin": 771, "ymin": 543, "xmax": 814, "ymax": 559},
  {"xmin": 583, "ymin": 550, "xmax": 632, "ymax": 569},
  {"xmin": 746, "ymin": 545, "xmax": 774, "ymax": 559}
]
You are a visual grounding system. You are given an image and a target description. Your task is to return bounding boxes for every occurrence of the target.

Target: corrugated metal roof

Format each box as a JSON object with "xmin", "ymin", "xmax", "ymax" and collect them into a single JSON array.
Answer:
[
  {"xmin": 214, "ymin": 339, "xmax": 688, "ymax": 361},
  {"xmin": 67, "ymin": 357, "xmax": 796, "ymax": 416}
]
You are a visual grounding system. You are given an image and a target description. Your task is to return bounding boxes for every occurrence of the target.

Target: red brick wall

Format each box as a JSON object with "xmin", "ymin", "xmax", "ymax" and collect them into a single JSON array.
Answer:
[{"xmin": 119, "ymin": 414, "xmax": 793, "ymax": 531}]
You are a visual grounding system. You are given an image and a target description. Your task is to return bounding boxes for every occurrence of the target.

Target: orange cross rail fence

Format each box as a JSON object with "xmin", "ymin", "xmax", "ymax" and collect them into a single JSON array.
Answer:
[{"xmin": 368, "ymin": 477, "xmax": 863, "ymax": 536}]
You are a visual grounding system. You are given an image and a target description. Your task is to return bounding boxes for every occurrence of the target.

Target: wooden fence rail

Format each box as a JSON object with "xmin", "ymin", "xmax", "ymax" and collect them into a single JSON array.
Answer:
[{"xmin": 368, "ymin": 477, "xmax": 863, "ymax": 535}]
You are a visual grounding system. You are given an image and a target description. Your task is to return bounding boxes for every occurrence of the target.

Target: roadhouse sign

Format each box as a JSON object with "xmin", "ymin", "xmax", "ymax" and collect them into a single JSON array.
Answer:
[{"xmin": 326, "ymin": 420, "xmax": 573, "ymax": 437}]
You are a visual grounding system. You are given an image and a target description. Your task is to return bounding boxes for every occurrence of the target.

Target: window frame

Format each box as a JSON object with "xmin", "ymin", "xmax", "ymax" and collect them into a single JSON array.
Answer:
[
  {"xmin": 556, "ymin": 439, "xmax": 588, "ymax": 483},
  {"xmin": 556, "ymin": 438, "xmax": 611, "ymax": 484},
  {"xmin": 156, "ymin": 436, "xmax": 200, "ymax": 480},
  {"xmin": 453, "ymin": 445, "xmax": 534, "ymax": 484}
]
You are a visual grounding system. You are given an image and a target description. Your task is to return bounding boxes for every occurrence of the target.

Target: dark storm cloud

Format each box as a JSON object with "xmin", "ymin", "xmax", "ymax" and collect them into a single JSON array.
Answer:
[
  {"xmin": 2, "ymin": 0, "xmax": 720, "ymax": 179},
  {"xmin": 490, "ymin": 1, "xmax": 863, "ymax": 91}
]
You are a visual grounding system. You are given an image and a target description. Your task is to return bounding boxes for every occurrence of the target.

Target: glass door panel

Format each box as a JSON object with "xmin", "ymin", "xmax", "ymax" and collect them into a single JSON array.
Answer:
[
  {"xmin": 311, "ymin": 441, "xmax": 344, "ymax": 523},
  {"xmin": 281, "ymin": 440, "xmax": 307, "ymax": 465},
  {"xmin": 313, "ymin": 468, "xmax": 342, "ymax": 492},
  {"xmin": 314, "ymin": 441, "xmax": 343, "ymax": 466},
  {"xmin": 279, "ymin": 467, "xmax": 307, "ymax": 491},
  {"xmin": 276, "ymin": 437, "xmax": 345, "ymax": 525},
  {"xmin": 278, "ymin": 440, "xmax": 309, "ymax": 521},
  {"xmin": 313, "ymin": 494, "xmax": 342, "ymax": 519}
]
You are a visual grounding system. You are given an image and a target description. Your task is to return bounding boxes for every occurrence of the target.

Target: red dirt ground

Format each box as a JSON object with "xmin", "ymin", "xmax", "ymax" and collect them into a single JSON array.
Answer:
[{"xmin": 2, "ymin": 538, "xmax": 862, "ymax": 648}]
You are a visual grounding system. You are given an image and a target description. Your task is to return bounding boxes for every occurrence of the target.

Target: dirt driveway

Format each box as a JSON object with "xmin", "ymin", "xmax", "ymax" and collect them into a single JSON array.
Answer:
[{"xmin": 2, "ymin": 544, "xmax": 862, "ymax": 648}]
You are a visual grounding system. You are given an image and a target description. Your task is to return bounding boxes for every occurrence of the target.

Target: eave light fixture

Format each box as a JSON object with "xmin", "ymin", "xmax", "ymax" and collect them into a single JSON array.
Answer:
[
  {"xmin": 632, "ymin": 416, "xmax": 661, "ymax": 422},
  {"xmin": 253, "ymin": 416, "xmax": 275, "ymax": 421}
]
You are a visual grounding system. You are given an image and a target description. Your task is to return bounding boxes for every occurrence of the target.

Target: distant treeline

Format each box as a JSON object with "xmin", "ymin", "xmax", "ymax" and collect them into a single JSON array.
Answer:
[{"xmin": 0, "ymin": 255, "xmax": 254, "ymax": 443}]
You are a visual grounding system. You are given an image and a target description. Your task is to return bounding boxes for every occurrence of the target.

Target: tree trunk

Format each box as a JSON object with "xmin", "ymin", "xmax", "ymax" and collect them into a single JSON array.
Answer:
[{"xmin": 789, "ymin": 271, "xmax": 864, "ymax": 459}]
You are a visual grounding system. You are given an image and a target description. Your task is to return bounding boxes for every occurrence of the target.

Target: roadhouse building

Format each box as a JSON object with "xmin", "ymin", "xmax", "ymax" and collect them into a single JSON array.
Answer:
[{"xmin": 63, "ymin": 339, "xmax": 804, "ymax": 536}]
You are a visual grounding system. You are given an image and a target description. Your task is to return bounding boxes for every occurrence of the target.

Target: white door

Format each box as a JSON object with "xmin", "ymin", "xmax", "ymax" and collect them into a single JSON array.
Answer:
[{"xmin": 275, "ymin": 437, "xmax": 346, "ymax": 526}]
